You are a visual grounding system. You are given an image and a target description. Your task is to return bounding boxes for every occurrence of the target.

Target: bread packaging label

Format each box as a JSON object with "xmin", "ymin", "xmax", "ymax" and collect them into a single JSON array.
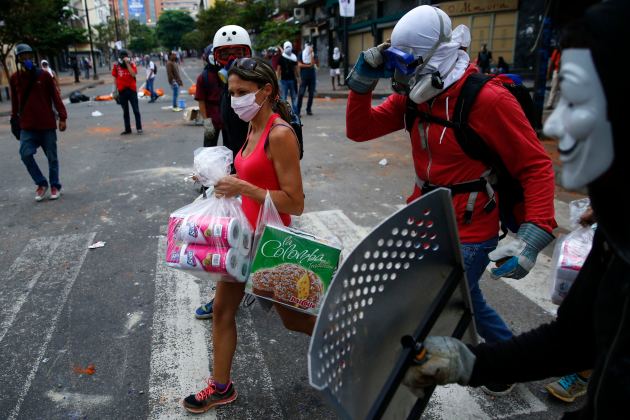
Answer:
[{"xmin": 247, "ymin": 225, "xmax": 341, "ymax": 315}]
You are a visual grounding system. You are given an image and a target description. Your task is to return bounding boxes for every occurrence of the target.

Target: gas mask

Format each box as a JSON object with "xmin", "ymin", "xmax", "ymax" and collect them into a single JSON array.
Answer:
[
  {"xmin": 543, "ymin": 49, "xmax": 614, "ymax": 190},
  {"xmin": 20, "ymin": 58, "xmax": 34, "ymax": 71},
  {"xmin": 384, "ymin": 7, "xmax": 452, "ymax": 104}
]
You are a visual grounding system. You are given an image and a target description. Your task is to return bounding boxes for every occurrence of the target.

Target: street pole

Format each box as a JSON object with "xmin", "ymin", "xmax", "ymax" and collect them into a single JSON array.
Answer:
[
  {"xmin": 111, "ymin": 1, "xmax": 121, "ymax": 61},
  {"xmin": 343, "ymin": 16, "xmax": 349, "ymax": 80},
  {"xmin": 84, "ymin": 0, "xmax": 99, "ymax": 80}
]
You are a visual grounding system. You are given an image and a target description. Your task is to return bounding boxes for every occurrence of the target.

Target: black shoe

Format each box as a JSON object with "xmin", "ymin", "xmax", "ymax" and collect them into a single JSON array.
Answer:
[
  {"xmin": 182, "ymin": 379, "xmax": 237, "ymax": 413},
  {"xmin": 481, "ymin": 383, "xmax": 515, "ymax": 396},
  {"xmin": 120, "ymin": 130, "xmax": 132, "ymax": 136},
  {"xmin": 148, "ymin": 99, "xmax": 155, "ymax": 103},
  {"xmin": 307, "ymin": 111, "xmax": 313, "ymax": 116},
  {"xmin": 137, "ymin": 129, "xmax": 143, "ymax": 134}
]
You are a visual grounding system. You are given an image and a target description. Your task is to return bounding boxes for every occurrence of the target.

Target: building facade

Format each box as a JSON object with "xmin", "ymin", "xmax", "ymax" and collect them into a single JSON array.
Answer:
[{"xmin": 293, "ymin": 0, "xmax": 546, "ymax": 75}]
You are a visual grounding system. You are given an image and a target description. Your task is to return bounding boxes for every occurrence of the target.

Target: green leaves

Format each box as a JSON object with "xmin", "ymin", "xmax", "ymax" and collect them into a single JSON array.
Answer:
[{"xmin": 155, "ymin": 10, "xmax": 195, "ymax": 50}]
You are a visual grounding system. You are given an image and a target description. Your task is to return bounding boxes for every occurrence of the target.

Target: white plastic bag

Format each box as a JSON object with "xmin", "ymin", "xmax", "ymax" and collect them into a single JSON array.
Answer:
[
  {"xmin": 550, "ymin": 226, "xmax": 595, "ymax": 305},
  {"xmin": 165, "ymin": 146, "xmax": 253, "ymax": 282}
]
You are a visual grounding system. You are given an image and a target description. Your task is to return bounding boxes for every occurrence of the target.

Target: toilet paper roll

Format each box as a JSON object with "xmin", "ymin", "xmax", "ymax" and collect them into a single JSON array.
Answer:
[
  {"xmin": 165, "ymin": 240, "xmax": 183, "ymax": 265},
  {"xmin": 177, "ymin": 215, "xmax": 242, "ymax": 248},
  {"xmin": 236, "ymin": 257, "xmax": 250, "ymax": 283},
  {"xmin": 238, "ymin": 225, "xmax": 253, "ymax": 256},
  {"xmin": 178, "ymin": 244, "xmax": 241, "ymax": 278}
]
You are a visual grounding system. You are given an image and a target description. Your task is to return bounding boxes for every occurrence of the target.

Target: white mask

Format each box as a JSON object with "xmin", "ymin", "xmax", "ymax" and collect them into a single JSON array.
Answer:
[
  {"xmin": 543, "ymin": 49, "xmax": 614, "ymax": 190},
  {"xmin": 231, "ymin": 89, "xmax": 264, "ymax": 122}
]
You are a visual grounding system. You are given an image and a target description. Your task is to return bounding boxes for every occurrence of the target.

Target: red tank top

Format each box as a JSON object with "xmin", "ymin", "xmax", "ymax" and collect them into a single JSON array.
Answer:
[{"xmin": 234, "ymin": 113, "xmax": 292, "ymax": 229}]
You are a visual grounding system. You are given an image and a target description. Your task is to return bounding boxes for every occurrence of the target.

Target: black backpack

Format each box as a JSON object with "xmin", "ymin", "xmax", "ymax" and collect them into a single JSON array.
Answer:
[{"xmin": 404, "ymin": 72, "xmax": 539, "ymax": 235}]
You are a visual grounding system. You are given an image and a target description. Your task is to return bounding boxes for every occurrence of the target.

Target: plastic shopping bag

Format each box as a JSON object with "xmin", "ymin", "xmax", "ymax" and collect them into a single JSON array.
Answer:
[
  {"xmin": 550, "ymin": 225, "xmax": 595, "ymax": 305},
  {"xmin": 165, "ymin": 147, "xmax": 253, "ymax": 282},
  {"xmin": 246, "ymin": 193, "xmax": 343, "ymax": 315}
]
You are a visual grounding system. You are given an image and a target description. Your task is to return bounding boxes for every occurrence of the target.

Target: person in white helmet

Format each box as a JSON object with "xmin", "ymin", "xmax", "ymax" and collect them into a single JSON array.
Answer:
[
  {"xmin": 345, "ymin": 5, "xmax": 556, "ymax": 396},
  {"xmin": 193, "ymin": 25, "xmax": 253, "ymax": 320}
]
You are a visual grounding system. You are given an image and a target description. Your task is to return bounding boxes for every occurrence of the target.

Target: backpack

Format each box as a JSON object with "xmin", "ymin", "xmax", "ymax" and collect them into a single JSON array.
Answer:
[
  {"xmin": 287, "ymin": 105, "xmax": 304, "ymax": 159},
  {"xmin": 152, "ymin": 61, "xmax": 158, "ymax": 75},
  {"xmin": 404, "ymin": 72, "xmax": 539, "ymax": 235}
]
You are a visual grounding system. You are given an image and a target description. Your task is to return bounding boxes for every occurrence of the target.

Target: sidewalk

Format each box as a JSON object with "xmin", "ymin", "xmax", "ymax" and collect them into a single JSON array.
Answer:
[
  {"xmin": 0, "ymin": 68, "xmax": 112, "ymax": 117},
  {"xmin": 314, "ymin": 67, "xmax": 392, "ymax": 99}
]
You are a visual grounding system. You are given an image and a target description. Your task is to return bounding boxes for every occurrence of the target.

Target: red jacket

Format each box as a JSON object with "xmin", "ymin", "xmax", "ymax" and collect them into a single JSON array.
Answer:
[
  {"xmin": 346, "ymin": 65, "xmax": 556, "ymax": 243},
  {"xmin": 10, "ymin": 69, "xmax": 67, "ymax": 130},
  {"xmin": 112, "ymin": 62, "xmax": 137, "ymax": 92}
]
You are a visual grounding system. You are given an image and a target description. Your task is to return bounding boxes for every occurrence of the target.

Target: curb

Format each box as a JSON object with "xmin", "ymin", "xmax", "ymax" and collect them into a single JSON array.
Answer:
[{"xmin": 0, "ymin": 79, "xmax": 105, "ymax": 117}]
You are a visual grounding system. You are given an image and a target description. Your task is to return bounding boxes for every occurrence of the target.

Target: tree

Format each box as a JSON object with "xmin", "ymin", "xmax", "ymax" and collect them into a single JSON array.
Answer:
[
  {"xmin": 0, "ymin": 0, "xmax": 85, "ymax": 83},
  {"xmin": 156, "ymin": 10, "xmax": 194, "ymax": 50},
  {"xmin": 196, "ymin": 0, "xmax": 274, "ymax": 47},
  {"xmin": 129, "ymin": 19, "xmax": 157, "ymax": 53},
  {"xmin": 181, "ymin": 30, "xmax": 205, "ymax": 52},
  {"xmin": 254, "ymin": 20, "xmax": 300, "ymax": 52}
]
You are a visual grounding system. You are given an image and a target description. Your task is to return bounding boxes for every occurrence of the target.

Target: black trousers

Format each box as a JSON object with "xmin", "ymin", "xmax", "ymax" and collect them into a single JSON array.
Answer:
[
  {"xmin": 203, "ymin": 129, "xmax": 220, "ymax": 147},
  {"xmin": 119, "ymin": 88, "xmax": 142, "ymax": 132}
]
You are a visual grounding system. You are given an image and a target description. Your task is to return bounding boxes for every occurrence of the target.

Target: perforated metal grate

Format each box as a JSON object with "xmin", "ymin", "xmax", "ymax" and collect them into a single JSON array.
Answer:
[{"xmin": 308, "ymin": 189, "xmax": 475, "ymax": 420}]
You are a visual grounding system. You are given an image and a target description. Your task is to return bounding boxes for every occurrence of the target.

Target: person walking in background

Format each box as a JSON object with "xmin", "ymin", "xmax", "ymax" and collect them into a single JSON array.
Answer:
[
  {"xmin": 297, "ymin": 42, "xmax": 316, "ymax": 116},
  {"xmin": 477, "ymin": 43, "xmax": 492, "ymax": 73},
  {"xmin": 545, "ymin": 47, "xmax": 561, "ymax": 109},
  {"xmin": 10, "ymin": 43, "xmax": 67, "ymax": 202},
  {"xmin": 167, "ymin": 52, "xmax": 184, "ymax": 112},
  {"xmin": 112, "ymin": 49, "xmax": 143, "ymax": 135},
  {"xmin": 41, "ymin": 59, "xmax": 60, "ymax": 94},
  {"xmin": 276, "ymin": 41, "xmax": 299, "ymax": 114},
  {"xmin": 70, "ymin": 56, "xmax": 80, "ymax": 83},
  {"xmin": 330, "ymin": 46, "xmax": 343, "ymax": 90},
  {"xmin": 82, "ymin": 56, "xmax": 91, "ymax": 79},
  {"xmin": 145, "ymin": 54, "xmax": 158, "ymax": 103},
  {"xmin": 496, "ymin": 56, "xmax": 509, "ymax": 74}
]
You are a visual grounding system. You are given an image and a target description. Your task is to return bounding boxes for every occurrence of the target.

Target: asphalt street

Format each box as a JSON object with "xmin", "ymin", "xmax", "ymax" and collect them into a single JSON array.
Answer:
[{"xmin": 0, "ymin": 58, "xmax": 586, "ymax": 419}]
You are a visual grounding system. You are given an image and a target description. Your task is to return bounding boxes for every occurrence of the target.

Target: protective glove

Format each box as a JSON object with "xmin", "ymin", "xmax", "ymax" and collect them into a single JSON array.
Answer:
[
  {"xmin": 488, "ymin": 223, "xmax": 554, "ymax": 280},
  {"xmin": 402, "ymin": 336, "xmax": 476, "ymax": 398},
  {"xmin": 203, "ymin": 118, "xmax": 215, "ymax": 137},
  {"xmin": 346, "ymin": 42, "xmax": 392, "ymax": 94}
]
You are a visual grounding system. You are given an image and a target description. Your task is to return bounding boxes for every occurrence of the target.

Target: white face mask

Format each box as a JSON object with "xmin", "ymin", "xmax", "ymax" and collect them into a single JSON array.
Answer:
[
  {"xmin": 543, "ymin": 49, "xmax": 614, "ymax": 190},
  {"xmin": 231, "ymin": 88, "xmax": 264, "ymax": 122}
]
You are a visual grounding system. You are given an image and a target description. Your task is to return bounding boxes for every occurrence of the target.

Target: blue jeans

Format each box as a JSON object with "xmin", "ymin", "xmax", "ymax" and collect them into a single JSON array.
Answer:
[
  {"xmin": 172, "ymin": 83, "xmax": 179, "ymax": 108},
  {"xmin": 280, "ymin": 79, "xmax": 298, "ymax": 114},
  {"xmin": 461, "ymin": 237, "xmax": 513, "ymax": 343},
  {"xmin": 297, "ymin": 69, "xmax": 316, "ymax": 115},
  {"xmin": 19, "ymin": 129, "xmax": 61, "ymax": 189},
  {"xmin": 146, "ymin": 78, "xmax": 157, "ymax": 100}
]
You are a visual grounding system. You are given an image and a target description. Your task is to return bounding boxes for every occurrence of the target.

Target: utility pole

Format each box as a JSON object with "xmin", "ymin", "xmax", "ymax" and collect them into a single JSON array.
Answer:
[
  {"xmin": 111, "ymin": 1, "xmax": 121, "ymax": 60},
  {"xmin": 84, "ymin": 0, "xmax": 99, "ymax": 80},
  {"xmin": 343, "ymin": 16, "xmax": 349, "ymax": 80}
]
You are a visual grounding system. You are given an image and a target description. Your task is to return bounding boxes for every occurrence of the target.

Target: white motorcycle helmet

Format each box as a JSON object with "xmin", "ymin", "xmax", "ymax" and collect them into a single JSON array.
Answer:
[{"xmin": 213, "ymin": 25, "xmax": 252, "ymax": 66}]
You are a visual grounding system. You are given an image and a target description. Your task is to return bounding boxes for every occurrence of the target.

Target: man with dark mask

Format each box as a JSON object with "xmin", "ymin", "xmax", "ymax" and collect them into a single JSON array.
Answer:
[
  {"xmin": 402, "ymin": 2, "xmax": 630, "ymax": 418},
  {"xmin": 10, "ymin": 43, "xmax": 67, "ymax": 201}
]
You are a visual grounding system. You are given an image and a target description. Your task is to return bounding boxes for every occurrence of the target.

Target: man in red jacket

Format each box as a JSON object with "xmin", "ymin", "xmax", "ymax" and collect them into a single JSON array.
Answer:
[
  {"xmin": 345, "ymin": 5, "xmax": 556, "ymax": 395},
  {"xmin": 10, "ymin": 43, "xmax": 67, "ymax": 201}
]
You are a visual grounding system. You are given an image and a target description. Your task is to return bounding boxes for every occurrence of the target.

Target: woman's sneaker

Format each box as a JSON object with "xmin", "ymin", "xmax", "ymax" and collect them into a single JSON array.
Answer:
[
  {"xmin": 545, "ymin": 373, "xmax": 588, "ymax": 403},
  {"xmin": 182, "ymin": 379, "xmax": 237, "ymax": 414},
  {"xmin": 195, "ymin": 300, "xmax": 214, "ymax": 319}
]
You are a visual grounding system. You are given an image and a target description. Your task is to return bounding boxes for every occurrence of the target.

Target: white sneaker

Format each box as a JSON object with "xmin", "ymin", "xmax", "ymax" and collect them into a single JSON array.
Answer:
[
  {"xmin": 35, "ymin": 185, "xmax": 48, "ymax": 202},
  {"xmin": 49, "ymin": 187, "xmax": 61, "ymax": 200}
]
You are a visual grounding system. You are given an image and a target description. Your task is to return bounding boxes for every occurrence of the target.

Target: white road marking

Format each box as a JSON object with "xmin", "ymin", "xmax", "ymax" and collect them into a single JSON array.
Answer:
[
  {"xmin": 45, "ymin": 390, "xmax": 112, "ymax": 408},
  {"xmin": 149, "ymin": 237, "xmax": 214, "ymax": 419},
  {"xmin": 0, "ymin": 237, "xmax": 62, "ymax": 343},
  {"xmin": 2, "ymin": 233, "xmax": 96, "ymax": 420}
]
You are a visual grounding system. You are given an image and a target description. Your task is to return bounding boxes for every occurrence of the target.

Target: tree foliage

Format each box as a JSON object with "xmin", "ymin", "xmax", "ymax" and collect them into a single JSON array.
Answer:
[
  {"xmin": 93, "ymin": 17, "xmax": 129, "ymax": 66},
  {"xmin": 181, "ymin": 30, "xmax": 205, "ymax": 52},
  {"xmin": 129, "ymin": 19, "xmax": 157, "ymax": 53},
  {"xmin": 156, "ymin": 10, "xmax": 195, "ymax": 50},
  {"xmin": 0, "ymin": 0, "xmax": 86, "ymax": 82},
  {"xmin": 196, "ymin": 0, "xmax": 275, "ymax": 48},
  {"xmin": 253, "ymin": 20, "xmax": 300, "ymax": 52}
]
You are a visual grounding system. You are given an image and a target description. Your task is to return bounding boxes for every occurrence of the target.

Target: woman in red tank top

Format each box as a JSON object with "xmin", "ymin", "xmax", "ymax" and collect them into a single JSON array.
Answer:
[{"xmin": 182, "ymin": 57, "xmax": 314, "ymax": 414}]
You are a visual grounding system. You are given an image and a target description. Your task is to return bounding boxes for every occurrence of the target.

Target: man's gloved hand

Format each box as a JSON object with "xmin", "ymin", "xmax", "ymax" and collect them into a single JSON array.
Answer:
[
  {"xmin": 346, "ymin": 42, "xmax": 392, "ymax": 94},
  {"xmin": 402, "ymin": 336, "xmax": 476, "ymax": 398},
  {"xmin": 203, "ymin": 118, "xmax": 215, "ymax": 137},
  {"xmin": 488, "ymin": 223, "xmax": 554, "ymax": 280}
]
